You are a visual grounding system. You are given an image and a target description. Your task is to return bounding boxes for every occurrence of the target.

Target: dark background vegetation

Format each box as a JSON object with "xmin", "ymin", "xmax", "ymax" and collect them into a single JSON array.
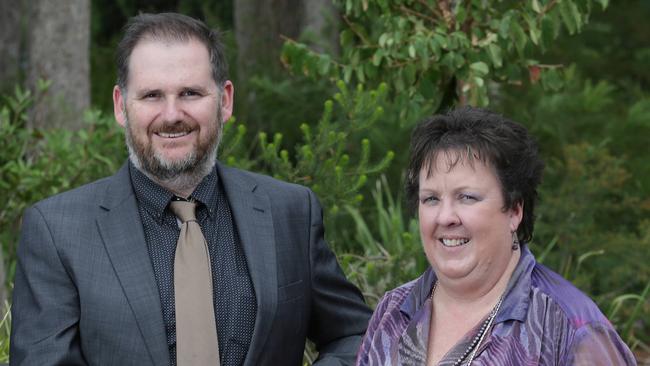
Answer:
[{"xmin": 0, "ymin": 0, "xmax": 648, "ymax": 362}]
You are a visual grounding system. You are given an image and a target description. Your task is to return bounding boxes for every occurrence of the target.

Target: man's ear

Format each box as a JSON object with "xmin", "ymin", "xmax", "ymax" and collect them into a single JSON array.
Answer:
[
  {"xmin": 220, "ymin": 80, "xmax": 234, "ymax": 122},
  {"xmin": 113, "ymin": 85, "xmax": 127, "ymax": 127}
]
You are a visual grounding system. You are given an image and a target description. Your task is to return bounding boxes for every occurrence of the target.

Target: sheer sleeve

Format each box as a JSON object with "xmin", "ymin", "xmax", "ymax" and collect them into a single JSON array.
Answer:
[{"xmin": 567, "ymin": 323, "xmax": 637, "ymax": 366}]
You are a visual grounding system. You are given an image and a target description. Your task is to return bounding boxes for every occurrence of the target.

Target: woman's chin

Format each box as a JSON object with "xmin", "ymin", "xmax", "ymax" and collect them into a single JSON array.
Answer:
[{"xmin": 431, "ymin": 260, "xmax": 477, "ymax": 282}]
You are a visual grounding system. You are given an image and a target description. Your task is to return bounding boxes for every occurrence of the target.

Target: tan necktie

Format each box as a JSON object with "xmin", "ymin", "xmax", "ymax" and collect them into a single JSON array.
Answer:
[{"xmin": 170, "ymin": 200, "xmax": 220, "ymax": 366}]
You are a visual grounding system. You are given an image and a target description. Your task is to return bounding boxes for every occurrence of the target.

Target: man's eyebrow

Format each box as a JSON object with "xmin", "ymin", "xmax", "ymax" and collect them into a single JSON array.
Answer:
[
  {"xmin": 183, "ymin": 85, "xmax": 211, "ymax": 93},
  {"xmin": 134, "ymin": 88, "xmax": 162, "ymax": 97}
]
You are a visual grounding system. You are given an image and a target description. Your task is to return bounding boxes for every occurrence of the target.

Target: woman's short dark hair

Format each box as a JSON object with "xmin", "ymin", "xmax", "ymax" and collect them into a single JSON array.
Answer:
[
  {"xmin": 115, "ymin": 12, "xmax": 228, "ymax": 92},
  {"xmin": 405, "ymin": 106, "xmax": 544, "ymax": 243}
]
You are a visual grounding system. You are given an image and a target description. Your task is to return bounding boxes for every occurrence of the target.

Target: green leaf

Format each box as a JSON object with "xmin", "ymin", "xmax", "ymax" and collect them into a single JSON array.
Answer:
[
  {"xmin": 408, "ymin": 44, "xmax": 416, "ymax": 59},
  {"xmin": 473, "ymin": 76, "xmax": 485, "ymax": 88},
  {"xmin": 404, "ymin": 63, "xmax": 417, "ymax": 86},
  {"xmin": 470, "ymin": 61, "xmax": 489, "ymax": 76},
  {"xmin": 453, "ymin": 53, "xmax": 465, "ymax": 69},
  {"xmin": 498, "ymin": 14, "xmax": 512, "ymax": 38},
  {"xmin": 441, "ymin": 52, "xmax": 456, "ymax": 70},
  {"xmin": 433, "ymin": 33, "xmax": 448, "ymax": 49},
  {"xmin": 429, "ymin": 38, "xmax": 441, "ymax": 59},
  {"xmin": 343, "ymin": 65, "xmax": 353, "ymax": 83},
  {"xmin": 487, "ymin": 43, "xmax": 503, "ymax": 68},
  {"xmin": 541, "ymin": 67, "xmax": 564, "ymax": 90},
  {"xmin": 531, "ymin": 0, "xmax": 542, "ymax": 13},
  {"xmin": 559, "ymin": 0, "xmax": 577, "ymax": 34},
  {"xmin": 378, "ymin": 33, "xmax": 389, "ymax": 48},
  {"xmin": 317, "ymin": 55, "xmax": 331, "ymax": 76},
  {"xmin": 340, "ymin": 29, "xmax": 353, "ymax": 48},
  {"xmin": 372, "ymin": 50, "xmax": 384, "ymax": 66},
  {"xmin": 596, "ymin": 0, "xmax": 609, "ymax": 9},
  {"xmin": 510, "ymin": 21, "xmax": 528, "ymax": 56},
  {"xmin": 524, "ymin": 14, "xmax": 541, "ymax": 45}
]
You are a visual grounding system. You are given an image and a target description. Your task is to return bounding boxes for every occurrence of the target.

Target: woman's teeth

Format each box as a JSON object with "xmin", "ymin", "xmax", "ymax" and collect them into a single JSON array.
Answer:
[{"xmin": 440, "ymin": 238, "xmax": 470, "ymax": 247}]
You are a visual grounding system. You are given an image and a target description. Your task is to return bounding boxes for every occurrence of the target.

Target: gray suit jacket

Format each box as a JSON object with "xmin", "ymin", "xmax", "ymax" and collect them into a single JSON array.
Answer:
[{"xmin": 10, "ymin": 162, "xmax": 371, "ymax": 365}]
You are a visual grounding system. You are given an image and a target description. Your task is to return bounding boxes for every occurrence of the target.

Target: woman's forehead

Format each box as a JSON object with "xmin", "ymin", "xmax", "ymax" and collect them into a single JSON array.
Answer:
[{"xmin": 421, "ymin": 148, "xmax": 492, "ymax": 177}]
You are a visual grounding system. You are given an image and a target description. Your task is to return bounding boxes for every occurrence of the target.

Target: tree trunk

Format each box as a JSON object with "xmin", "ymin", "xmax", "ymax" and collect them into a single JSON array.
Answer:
[
  {"xmin": 27, "ymin": 0, "xmax": 90, "ymax": 130},
  {"xmin": 234, "ymin": 0, "xmax": 304, "ymax": 83},
  {"xmin": 302, "ymin": 0, "xmax": 339, "ymax": 55},
  {"xmin": 0, "ymin": 0, "xmax": 24, "ymax": 94},
  {"xmin": 233, "ymin": 0, "xmax": 339, "ymax": 128}
]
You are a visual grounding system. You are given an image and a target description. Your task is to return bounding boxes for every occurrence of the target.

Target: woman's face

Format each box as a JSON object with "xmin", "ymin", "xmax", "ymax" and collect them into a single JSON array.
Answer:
[{"xmin": 418, "ymin": 152, "xmax": 522, "ymax": 290}]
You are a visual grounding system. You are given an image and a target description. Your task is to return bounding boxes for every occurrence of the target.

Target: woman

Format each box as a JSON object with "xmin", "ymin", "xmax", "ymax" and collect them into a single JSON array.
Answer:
[{"xmin": 356, "ymin": 107, "xmax": 636, "ymax": 365}]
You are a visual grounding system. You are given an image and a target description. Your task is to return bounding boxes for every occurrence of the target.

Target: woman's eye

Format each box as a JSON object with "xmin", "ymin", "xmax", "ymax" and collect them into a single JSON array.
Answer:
[
  {"xmin": 421, "ymin": 196, "xmax": 439, "ymax": 205},
  {"xmin": 459, "ymin": 194, "xmax": 478, "ymax": 202}
]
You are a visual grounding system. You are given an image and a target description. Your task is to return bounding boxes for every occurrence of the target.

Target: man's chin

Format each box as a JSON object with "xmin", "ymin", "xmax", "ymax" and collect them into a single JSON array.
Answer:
[{"xmin": 146, "ymin": 149, "xmax": 216, "ymax": 181}]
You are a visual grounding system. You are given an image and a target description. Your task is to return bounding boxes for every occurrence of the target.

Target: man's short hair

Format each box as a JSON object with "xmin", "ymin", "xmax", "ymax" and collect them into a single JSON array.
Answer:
[{"xmin": 115, "ymin": 12, "xmax": 228, "ymax": 91}]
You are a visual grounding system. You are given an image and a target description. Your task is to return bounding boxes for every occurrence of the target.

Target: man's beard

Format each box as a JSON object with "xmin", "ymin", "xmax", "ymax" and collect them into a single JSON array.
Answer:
[{"xmin": 124, "ymin": 106, "xmax": 224, "ymax": 194}]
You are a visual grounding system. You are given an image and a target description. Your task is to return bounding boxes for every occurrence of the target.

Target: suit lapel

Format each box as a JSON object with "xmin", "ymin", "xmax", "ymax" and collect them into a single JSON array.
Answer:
[
  {"xmin": 96, "ymin": 164, "xmax": 170, "ymax": 365},
  {"xmin": 218, "ymin": 163, "xmax": 278, "ymax": 366}
]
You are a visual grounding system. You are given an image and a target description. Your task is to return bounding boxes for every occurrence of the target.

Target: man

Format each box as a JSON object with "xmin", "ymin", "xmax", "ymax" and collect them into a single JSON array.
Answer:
[{"xmin": 10, "ymin": 13, "xmax": 371, "ymax": 365}]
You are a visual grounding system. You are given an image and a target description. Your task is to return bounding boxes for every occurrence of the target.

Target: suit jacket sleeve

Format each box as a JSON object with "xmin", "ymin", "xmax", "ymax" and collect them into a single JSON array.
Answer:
[
  {"xmin": 10, "ymin": 205, "xmax": 87, "ymax": 365},
  {"xmin": 305, "ymin": 189, "xmax": 372, "ymax": 365}
]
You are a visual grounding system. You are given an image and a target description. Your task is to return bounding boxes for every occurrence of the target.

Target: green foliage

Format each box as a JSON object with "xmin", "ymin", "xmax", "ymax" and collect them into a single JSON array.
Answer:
[
  {"xmin": 339, "ymin": 176, "xmax": 426, "ymax": 306},
  {"xmin": 282, "ymin": 0, "xmax": 605, "ymax": 120},
  {"xmin": 224, "ymin": 81, "xmax": 395, "ymax": 242},
  {"xmin": 0, "ymin": 86, "xmax": 127, "ymax": 287},
  {"xmin": 0, "ymin": 303, "xmax": 9, "ymax": 362}
]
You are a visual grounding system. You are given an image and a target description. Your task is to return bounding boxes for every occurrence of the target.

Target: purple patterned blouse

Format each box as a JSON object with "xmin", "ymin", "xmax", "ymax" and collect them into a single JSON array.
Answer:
[{"xmin": 356, "ymin": 247, "xmax": 637, "ymax": 365}]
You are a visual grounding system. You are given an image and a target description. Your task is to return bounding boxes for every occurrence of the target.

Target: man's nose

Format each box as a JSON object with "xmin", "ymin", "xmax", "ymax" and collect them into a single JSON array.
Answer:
[{"xmin": 161, "ymin": 97, "xmax": 183, "ymax": 122}]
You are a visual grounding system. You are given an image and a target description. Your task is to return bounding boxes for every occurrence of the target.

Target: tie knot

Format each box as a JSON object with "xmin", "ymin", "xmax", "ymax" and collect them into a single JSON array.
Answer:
[{"xmin": 170, "ymin": 200, "xmax": 197, "ymax": 223}]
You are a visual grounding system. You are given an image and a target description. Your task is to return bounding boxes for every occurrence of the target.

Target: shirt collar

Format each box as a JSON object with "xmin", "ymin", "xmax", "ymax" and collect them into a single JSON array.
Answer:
[
  {"xmin": 400, "ymin": 266, "xmax": 436, "ymax": 319},
  {"xmin": 129, "ymin": 162, "xmax": 219, "ymax": 221},
  {"xmin": 399, "ymin": 245, "xmax": 536, "ymax": 323},
  {"xmin": 495, "ymin": 245, "xmax": 535, "ymax": 323}
]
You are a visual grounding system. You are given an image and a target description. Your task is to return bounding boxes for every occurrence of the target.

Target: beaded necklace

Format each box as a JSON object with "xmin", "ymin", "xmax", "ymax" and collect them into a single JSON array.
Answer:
[{"xmin": 429, "ymin": 281, "xmax": 504, "ymax": 366}]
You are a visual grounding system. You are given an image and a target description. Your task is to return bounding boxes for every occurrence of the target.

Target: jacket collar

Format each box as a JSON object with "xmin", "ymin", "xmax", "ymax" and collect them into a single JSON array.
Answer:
[
  {"xmin": 97, "ymin": 162, "xmax": 170, "ymax": 365},
  {"xmin": 215, "ymin": 162, "xmax": 277, "ymax": 366}
]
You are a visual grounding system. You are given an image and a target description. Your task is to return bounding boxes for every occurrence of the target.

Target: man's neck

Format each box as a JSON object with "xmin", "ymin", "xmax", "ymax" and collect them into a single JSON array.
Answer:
[{"xmin": 133, "ymin": 162, "xmax": 214, "ymax": 198}]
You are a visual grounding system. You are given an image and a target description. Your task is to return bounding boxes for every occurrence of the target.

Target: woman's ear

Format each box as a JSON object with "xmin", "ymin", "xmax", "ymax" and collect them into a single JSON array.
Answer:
[{"xmin": 509, "ymin": 202, "xmax": 523, "ymax": 233}]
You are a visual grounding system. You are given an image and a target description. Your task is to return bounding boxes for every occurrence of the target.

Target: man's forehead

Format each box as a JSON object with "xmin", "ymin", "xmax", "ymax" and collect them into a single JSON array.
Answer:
[
  {"xmin": 130, "ymin": 36, "xmax": 208, "ymax": 56},
  {"xmin": 125, "ymin": 37, "xmax": 214, "ymax": 91}
]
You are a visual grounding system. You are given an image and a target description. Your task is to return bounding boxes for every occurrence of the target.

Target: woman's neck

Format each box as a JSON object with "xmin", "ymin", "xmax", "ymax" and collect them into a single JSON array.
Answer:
[
  {"xmin": 426, "ymin": 250, "xmax": 521, "ymax": 365},
  {"xmin": 434, "ymin": 249, "xmax": 520, "ymax": 318}
]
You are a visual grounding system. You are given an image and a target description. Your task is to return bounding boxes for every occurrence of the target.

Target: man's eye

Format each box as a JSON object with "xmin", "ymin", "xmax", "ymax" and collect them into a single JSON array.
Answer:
[
  {"xmin": 142, "ymin": 92, "xmax": 159, "ymax": 99},
  {"xmin": 181, "ymin": 90, "xmax": 200, "ymax": 97}
]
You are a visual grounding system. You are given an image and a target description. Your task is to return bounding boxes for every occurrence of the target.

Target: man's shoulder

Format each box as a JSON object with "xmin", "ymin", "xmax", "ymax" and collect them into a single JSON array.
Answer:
[
  {"xmin": 219, "ymin": 164, "xmax": 310, "ymax": 195},
  {"xmin": 30, "ymin": 174, "xmax": 115, "ymax": 215}
]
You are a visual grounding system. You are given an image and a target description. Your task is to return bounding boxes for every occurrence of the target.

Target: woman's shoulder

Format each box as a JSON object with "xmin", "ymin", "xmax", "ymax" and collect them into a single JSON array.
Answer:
[
  {"xmin": 527, "ymin": 263, "xmax": 637, "ymax": 364},
  {"xmin": 370, "ymin": 270, "xmax": 433, "ymax": 323},
  {"xmin": 529, "ymin": 262, "xmax": 609, "ymax": 328},
  {"xmin": 384, "ymin": 277, "xmax": 419, "ymax": 301}
]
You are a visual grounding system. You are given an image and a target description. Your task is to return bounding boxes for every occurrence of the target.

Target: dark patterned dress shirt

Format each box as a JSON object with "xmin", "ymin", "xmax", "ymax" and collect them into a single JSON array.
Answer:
[{"xmin": 130, "ymin": 163, "xmax": 257, "ymax": 366}]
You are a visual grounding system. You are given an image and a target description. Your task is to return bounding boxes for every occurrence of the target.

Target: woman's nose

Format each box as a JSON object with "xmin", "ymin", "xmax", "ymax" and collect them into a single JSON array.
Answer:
[{"xmin": 436, "ymin": 200, "xmax": 460, "ymax": 226}]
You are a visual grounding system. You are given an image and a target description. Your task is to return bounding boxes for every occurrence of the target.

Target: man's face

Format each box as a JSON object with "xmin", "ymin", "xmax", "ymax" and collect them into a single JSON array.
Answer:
[{"xmin": 113, "ymin": 38, "xmax": 233, "ymax": 180}]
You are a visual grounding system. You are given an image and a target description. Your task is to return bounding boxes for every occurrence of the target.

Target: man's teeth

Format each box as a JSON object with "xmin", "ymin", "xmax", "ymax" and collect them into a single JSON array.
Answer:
[
  {"xmin": 158, "ymin": 131, "xmax": 189, "ymax": 138},
  {"xmin": 441, "ymin": 238, "xmax": 469, "ymax": 247}
]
